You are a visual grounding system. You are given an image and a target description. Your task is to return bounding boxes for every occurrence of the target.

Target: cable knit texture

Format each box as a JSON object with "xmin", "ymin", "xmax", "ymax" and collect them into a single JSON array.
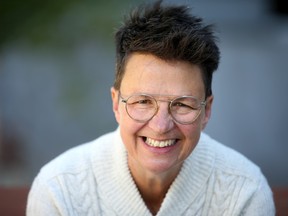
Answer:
[{"xmin": 26, "ymin": 129, "xmax": 275, "ymax": 215}]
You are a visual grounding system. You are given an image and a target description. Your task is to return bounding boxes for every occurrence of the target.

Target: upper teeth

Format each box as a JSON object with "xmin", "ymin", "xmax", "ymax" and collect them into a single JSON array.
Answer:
[{"xmin": 146, "ymin": 138, "xmax": 176, "ymax": 148}]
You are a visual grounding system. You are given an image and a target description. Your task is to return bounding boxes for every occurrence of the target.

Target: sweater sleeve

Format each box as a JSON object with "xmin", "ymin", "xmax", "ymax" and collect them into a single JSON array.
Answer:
[{"xmin": 240, "ymin": 176, "xmax": 275, "ymax": 216}]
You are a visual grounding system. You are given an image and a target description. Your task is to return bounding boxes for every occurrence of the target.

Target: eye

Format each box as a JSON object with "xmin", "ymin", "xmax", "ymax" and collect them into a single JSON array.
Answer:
[
  {"xmin": 137, "ymin": 99, "xmax": 152, "ymax": 104},
  {"xmin": 173, "ymin": 102, "xmax": 189, "ymax": 107},
  {"xmin": 172, "ymin": 102, "xmax": 195, "ymax": 109},
  {"xmin": 127, "ymin": 95, "xmax": 155, "ymax": 108},
  {"xmin": 171, "ymin": 97, "xmax": 199, "ymax": 113}
]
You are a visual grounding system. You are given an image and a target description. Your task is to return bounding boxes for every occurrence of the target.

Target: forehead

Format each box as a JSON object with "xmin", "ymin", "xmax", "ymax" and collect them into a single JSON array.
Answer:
[{"xmin": 121, "ymin": 53, "xmax": 205, "ymax": 97}]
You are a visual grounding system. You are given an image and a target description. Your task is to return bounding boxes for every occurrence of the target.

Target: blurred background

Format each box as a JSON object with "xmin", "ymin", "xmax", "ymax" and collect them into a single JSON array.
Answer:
[{"xmin": 0, "ymin": 0, "xmax": 287, "ymax": 187}]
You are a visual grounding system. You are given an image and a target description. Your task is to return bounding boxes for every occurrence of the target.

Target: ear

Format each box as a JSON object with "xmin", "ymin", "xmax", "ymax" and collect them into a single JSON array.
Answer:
[
  {"xmin": 201, "ymin": 95, "xmax": 213, "ymax": 130},
  {"xmin": 111, "ymin": 87, "xmax": 121, "ymax": 124}
]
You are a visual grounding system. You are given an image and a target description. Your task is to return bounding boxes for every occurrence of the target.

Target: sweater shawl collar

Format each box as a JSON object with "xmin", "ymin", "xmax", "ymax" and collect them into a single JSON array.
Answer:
[{"xmin": 92, "ymin": 129, "xmax": 215, "ymax": 216}]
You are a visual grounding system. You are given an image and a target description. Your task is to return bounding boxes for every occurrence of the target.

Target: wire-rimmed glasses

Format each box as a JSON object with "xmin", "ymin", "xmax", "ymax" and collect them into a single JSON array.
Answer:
[{"xmin": 119, "ymin": 92, "xmax": 206, "ymax": 125}]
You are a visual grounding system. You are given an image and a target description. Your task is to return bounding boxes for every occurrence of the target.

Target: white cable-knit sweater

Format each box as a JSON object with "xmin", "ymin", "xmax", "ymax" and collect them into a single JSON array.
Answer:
[{"xmin": 26, "ymin": 129, "xmax": 275, "ymax": 215}]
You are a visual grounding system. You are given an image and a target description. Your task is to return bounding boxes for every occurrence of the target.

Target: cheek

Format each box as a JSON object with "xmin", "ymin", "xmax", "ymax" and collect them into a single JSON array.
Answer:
[
  {"xmin": 118, "ymin": 109, "xmax": 144, "ymax": 142},
  {"xmin": 115, "ymin": 105, "xmax": 129, "ymax": 124},
  {"xmin": 179, "ymin": 122, "xmax": 202, "ymax": 155},
  {"xmin": 119, "ymin": 118, "xmax": 146, "ymax": 160}
]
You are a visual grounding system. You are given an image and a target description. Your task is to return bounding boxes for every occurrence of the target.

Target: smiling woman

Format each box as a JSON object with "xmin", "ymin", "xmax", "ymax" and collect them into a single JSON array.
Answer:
[
  {"xmin": 111, "ymin": 53, "xmax": 209, "ymax": 180},
  {"xmin": 26, "ymin": 1, "xmax": 275, "ymax": 215}
]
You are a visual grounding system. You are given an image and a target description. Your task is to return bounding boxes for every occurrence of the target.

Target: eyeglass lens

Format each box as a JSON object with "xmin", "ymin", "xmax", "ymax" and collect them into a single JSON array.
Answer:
[{"xmin": 124, "ymin": 94, "xmax": 203, "ymax": 124}]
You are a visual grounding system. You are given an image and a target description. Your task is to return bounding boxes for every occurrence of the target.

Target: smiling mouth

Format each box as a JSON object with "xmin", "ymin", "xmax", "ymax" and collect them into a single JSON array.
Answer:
[{"xmin": 144, "ymin": 137, "xmax": 177, "ymax": 148}]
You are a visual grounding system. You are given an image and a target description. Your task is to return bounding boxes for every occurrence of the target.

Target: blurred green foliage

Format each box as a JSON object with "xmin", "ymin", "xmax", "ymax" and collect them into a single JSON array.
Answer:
[{"xmin": 0, "ymin": 0, "xmax": 141, "ymax": 47}]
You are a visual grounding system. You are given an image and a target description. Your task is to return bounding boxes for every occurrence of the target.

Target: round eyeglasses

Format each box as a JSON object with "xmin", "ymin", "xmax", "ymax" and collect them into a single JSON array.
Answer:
[{"xmin": 119, "ymin": 93, "xmax": 206, "ymax": 125}]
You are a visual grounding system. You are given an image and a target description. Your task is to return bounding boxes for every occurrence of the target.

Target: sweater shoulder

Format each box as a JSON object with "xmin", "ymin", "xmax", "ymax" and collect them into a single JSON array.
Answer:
[
  {"xmin": 36, "ymin": 131, "xmax": 116, "ymax": 181},
  {"xmin": 200, "ymin": 133, "xmax": 263, "ymax": 181}
]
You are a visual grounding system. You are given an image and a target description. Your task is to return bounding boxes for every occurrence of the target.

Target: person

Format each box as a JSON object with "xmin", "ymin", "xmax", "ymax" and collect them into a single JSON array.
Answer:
[{"xmin": 26, "ymin": 1, "xmax": 275, "ymax": 215}]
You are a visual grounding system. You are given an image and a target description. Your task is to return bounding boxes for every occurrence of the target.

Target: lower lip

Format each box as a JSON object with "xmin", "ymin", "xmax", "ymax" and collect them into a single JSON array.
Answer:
[{"xmin": 142, "ymin": 137, "xmax": 178, "ymax": 154}]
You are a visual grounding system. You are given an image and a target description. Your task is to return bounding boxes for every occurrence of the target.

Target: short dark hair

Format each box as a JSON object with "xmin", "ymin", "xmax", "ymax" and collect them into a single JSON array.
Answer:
[{"xmin": 114, "ymin": 0, "xmax": 220, "ymax": 97}]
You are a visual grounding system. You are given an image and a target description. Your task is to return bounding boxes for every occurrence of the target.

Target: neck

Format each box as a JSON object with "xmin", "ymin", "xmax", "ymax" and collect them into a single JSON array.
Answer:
[{"xmin": 128, "ymin": 159, "xmax": 182, "ymax": 215}]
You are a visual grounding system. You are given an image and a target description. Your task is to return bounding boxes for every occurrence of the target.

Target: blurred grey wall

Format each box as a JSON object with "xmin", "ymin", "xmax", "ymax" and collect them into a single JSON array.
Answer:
[{"xmin": 0, "ymin": 0, "xmax": 287, "ymax": 186}]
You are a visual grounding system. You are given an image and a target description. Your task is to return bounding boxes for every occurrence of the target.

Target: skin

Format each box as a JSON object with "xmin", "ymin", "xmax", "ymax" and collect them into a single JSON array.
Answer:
[{"xmin": 111, "ymin": 53, "xmax": 213, "ymax": 214}]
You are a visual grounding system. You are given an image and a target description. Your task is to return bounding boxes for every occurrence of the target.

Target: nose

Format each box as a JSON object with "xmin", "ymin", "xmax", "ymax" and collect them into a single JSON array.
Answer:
[{"xmin": 148, "ymin": 102, "xmax": 174, "ymax": 134}]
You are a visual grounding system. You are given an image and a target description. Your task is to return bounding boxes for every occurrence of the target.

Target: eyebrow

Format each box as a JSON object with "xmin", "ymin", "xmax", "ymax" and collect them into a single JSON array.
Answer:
[{"xmin": 120, "ymin": 91, "xmax": 201, "ymax": 101}]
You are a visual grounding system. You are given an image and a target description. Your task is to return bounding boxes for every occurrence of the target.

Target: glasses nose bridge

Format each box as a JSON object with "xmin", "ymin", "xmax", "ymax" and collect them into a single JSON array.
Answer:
[{"xmin": 153, "ymin": 98, "xmax": 173, "ymax": 117}]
